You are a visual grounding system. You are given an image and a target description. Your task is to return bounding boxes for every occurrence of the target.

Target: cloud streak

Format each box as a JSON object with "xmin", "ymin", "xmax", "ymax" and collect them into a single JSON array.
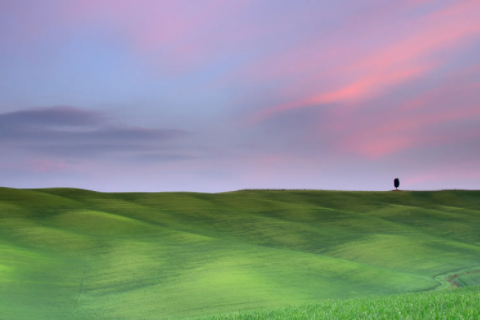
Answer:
[
  {"xmin": 0, "ymin": 106, "xmax": 191, "ymax": 161},
  {"xmin": 249, "ymin": 0, "xmax": 480, "ymax": 123},
  {"xmin": 0, "ymin": 105, "xmax": 105, "ymax": 128},
  {"xmin": 327, "ymin": 80, "xmax": 480, "ymax": 159}
]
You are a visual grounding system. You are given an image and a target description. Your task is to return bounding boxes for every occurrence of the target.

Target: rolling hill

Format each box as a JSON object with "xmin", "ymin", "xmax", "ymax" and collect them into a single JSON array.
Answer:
[{"xmin": 0, "ymin": 187, "xmax": 479, "ymax": 319}]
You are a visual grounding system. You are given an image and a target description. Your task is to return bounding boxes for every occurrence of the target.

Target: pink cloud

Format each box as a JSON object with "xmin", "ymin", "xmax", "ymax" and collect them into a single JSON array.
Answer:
[
  {"xmin": 340, "ymin": 136, "xmax": 418, "ymax": 160},
  {"xmin": 250, "ymin": 60, "xmax": 434, "ymax": 124},
  {"xmin": 56, "ymin": 0, "xmax": 257, "ymax": 73},
  {"xmin": 1, "ymin": 159, "xmax": 72, "ymax": 173},
  {"xmin": 237, "ymin": 0, "xmax": 438, "ymax": 86},
  {"xmin": 332, "ymin": 89, "xmax": 480, "ymax": 159},
  {"xmin": 0, "ymin": 0, "xmax": 257, "ymax": 74},
  {"xmin": 403, "ymin": 159, "xmax": 480, "ymax": 187},
  {"xmin": 403, "ymin": 172, "xmax": 440, "ymax": 186},
  {"xmin": 249, "ymin": 0, "xmax": 480, "ymax": 123},
  {"xmin": 257, "ymin": 63, "xmax": 432, "ymax": 123},
  {"xmin": 23, "ymin": 159, "xmax": 68, "ymax": 173}
]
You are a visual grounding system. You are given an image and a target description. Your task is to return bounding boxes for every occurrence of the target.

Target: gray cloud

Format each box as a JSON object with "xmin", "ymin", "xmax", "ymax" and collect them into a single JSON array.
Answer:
[
  {"xmin": 0, "ymin": 106, "xmax": 192, "ymax": 161},
  {"xmin": 0, "ymin": 126, "xmax": 188, "ymax": 144},
  {"xmin": 131, "ymin": 153, "xmax": 196, "ymax": 164},
  {"xmin": 28, "ymin": 144, "xmax": 153, "ymax": 158},
  {"xmin": 0, "ymin": 105, "xmax": 105, "ymax": 129}
]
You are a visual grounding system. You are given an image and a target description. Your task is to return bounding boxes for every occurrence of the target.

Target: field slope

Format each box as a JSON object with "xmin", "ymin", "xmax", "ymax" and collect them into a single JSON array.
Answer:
[{"xmin": 0, "ymin": 188, "xmax": 479, "ymax": 320}]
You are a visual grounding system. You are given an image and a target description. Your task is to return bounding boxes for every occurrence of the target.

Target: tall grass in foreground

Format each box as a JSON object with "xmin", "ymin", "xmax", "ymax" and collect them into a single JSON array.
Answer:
[{"xmin": 188, "ymin": 285, "xmax": 480, "ymax": 320}]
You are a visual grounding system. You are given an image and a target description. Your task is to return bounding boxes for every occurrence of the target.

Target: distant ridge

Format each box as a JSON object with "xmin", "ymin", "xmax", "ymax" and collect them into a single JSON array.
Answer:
[
  {"xmin": 237, "ymin": 188, "xmax": 480, "ymax": 192},
  {"xmin": 1, "ymin": 186, "xmax": 479, "ymax": 193}
]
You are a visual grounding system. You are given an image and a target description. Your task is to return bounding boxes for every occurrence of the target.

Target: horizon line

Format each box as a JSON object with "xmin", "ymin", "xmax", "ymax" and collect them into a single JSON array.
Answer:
[{"xmin": 1, "ymin": 186, "xmax": 480, "ymax": 193}]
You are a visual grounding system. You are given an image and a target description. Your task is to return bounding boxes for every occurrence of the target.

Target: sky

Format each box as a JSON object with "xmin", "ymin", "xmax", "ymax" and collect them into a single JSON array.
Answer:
[{"xmin": 1, "ymin": 0, "xmax": 479, "ymax": 193}]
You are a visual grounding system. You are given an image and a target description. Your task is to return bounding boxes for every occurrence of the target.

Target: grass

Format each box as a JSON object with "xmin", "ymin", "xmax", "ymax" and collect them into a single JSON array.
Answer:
[
  {"xmin": 187, "ymin": 285, "xmax": 480, "ymax": 320},
  {"xmin": 0, "ymin": 188, "xmax": 479, "ymax": 319}
]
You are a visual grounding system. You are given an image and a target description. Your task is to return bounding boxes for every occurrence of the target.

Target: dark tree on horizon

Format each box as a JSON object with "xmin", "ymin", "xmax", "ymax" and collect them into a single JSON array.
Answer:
[{"xmin": 394, "ymin": 178, "xmax": 400, "ymax": 190}]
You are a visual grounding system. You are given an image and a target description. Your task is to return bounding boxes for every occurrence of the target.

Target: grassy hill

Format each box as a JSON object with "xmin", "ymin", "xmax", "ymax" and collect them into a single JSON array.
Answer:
[{"xmin": 0, "ymin": 187, "xmax": 479, "ymax": 319}]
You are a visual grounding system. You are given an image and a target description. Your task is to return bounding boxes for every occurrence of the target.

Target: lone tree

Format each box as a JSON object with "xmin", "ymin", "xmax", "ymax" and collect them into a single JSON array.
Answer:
[{"xmin": 394, "ymin": 178, "xmax": 400, "ymax": 191}]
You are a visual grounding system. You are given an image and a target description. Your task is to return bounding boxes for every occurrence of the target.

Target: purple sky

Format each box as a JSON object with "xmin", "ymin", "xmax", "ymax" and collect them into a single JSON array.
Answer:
[{"xmin": 1, "ymin": 0, "xmax": 479, "ymax": 192}]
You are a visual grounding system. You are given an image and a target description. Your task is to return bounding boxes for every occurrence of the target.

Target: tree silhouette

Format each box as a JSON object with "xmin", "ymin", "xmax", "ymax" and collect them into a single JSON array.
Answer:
[{"xmin": 394, "ymin": 178, "xmax": 400, "ymax": 191}]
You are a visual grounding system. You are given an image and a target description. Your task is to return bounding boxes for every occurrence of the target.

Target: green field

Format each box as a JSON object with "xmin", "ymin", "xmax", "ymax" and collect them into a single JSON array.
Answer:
[
  {"xmin": 0, "ymin": 188, "xmax": 479, "ymax": 319},
  {"xmin": 188, "ymin": 285, "xmax": 480, "ymax": 320}
]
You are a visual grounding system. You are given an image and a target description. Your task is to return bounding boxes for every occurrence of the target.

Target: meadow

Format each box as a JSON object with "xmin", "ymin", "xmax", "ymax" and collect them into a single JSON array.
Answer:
[{"xmin": 0, "ymin": 187, "xmax": 479, "ymax": 319}]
